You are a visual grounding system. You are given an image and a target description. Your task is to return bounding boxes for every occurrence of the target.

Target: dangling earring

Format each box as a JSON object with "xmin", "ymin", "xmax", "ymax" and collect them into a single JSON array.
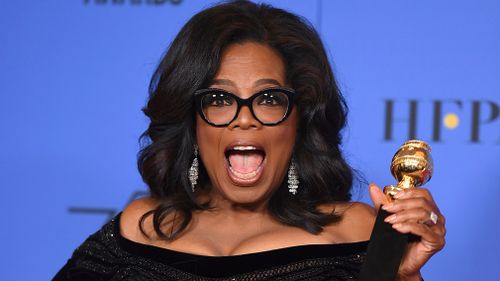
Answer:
[
  {"xmin": 188, "ymin": 145, "xmax": 199, "ymax": 192},
  {"xmin": 288, "ymin": 159, "xmax": 299, "ymax": 195}
]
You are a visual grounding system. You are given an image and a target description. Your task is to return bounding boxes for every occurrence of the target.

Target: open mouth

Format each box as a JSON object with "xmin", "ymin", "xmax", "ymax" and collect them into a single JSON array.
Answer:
[{"xmin": 224, "ymin": 145, "xmax": 266, "ymax": 185}]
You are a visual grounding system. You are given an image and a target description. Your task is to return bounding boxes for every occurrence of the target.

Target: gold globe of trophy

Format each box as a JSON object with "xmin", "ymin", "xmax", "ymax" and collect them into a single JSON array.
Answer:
[
  {"xmin": 359, "ymin": 140, "xmax": 433, "ymax": 281},
  {"xmin": 383, "ymin": 140, "xmax": 433, "ymax": 200}
]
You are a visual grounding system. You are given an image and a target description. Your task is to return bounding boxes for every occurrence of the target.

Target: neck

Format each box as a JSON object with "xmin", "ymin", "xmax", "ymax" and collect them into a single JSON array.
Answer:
[{"xmin": 197, "ymin": 188, "xmax": 271, "ymax": 218}]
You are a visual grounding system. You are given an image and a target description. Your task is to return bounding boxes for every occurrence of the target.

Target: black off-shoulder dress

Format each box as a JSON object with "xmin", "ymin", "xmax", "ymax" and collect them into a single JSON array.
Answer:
[{"xmin": 53, "ymin": 213, "xmax": 368, "ymax": 281}]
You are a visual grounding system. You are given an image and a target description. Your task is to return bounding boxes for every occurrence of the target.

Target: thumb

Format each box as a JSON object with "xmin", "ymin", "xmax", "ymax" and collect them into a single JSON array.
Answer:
[{"xmin": 369, "ymin": 183, "xmax": 389, "ymax": 211}]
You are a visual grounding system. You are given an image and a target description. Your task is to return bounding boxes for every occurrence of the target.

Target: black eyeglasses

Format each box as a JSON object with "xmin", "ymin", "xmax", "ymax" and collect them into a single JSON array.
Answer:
[{"xmin": 194, "ymin": 87, "xmax": 296, "ymax": 127}]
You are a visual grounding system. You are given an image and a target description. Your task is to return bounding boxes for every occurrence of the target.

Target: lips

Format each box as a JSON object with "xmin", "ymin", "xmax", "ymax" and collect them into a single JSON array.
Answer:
[{"xmin": 224, "ymin": 144, "xmax": 266, "ymax": 186}]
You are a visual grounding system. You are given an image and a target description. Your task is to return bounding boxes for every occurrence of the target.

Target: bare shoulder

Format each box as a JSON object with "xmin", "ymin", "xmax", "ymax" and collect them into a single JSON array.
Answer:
[
  {"xmin": 321, "ymin": 201, "xmax": 377, "ymax": 243},
  {"xmin": 336, "ymin": 201, "xmax": 376, "ymax": 219},
  {"xmin": 120, "ymin": 196, "xmax": 159, "ymax": 242}
]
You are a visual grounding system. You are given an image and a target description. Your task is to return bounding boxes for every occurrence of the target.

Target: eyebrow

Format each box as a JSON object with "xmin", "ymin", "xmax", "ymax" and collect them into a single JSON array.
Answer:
[{"xmin": 211, "ymin": 78, "xmax": 283, "ymax": 87}]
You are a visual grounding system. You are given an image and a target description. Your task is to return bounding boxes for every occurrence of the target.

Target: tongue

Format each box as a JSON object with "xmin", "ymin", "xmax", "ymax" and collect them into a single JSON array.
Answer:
[{"xmin": 228, "ymin": 152, "xmax": 264, "ymax": 173}]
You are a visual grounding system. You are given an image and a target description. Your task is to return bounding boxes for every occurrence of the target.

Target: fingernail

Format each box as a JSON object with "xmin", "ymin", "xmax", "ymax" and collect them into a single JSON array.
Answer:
[
  {"xmin": 382, "ymin": 203, "xmax": 394, "ymax": 211},
  {"xmin": 392, "ymin": 223, "xmax": 402, "ymax": 229},
  {"xmin": 385, "ymin": 215, "xmax": 396, "ymax": 223}
]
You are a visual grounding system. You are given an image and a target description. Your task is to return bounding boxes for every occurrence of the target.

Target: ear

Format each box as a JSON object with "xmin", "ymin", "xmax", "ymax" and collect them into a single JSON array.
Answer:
[{"xmin": 369, "ymin": 183, "xmax": 389, "ymax": 210}]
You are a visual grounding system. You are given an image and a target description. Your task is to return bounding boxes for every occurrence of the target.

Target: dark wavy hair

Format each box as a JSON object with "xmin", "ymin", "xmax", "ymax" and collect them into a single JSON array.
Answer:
[{"xmin": 138, "ymin": 0, "xmax": 353, "ymax": 240}]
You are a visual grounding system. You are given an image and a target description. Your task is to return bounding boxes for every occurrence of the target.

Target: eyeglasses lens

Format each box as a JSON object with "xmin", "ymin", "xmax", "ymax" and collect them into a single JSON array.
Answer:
[
  {"xmin": 252, "ymin": 91, "xmax": 289, "ymax": 124},
  {"xmin": 201, "ymin": 93, "xmax": 237, "ymax": 125}
]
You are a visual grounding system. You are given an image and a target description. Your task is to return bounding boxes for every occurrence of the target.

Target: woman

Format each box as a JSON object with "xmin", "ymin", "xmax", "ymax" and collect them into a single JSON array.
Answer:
[{"xmin": 54, "ymin": 1, "xmax": 445, "ymax": 280}]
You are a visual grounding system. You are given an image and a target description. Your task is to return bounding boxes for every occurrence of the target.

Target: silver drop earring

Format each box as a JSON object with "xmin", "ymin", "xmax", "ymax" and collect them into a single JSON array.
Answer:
[
  {"xmin": 287, "ymin": 159, "xmax": 299, "ymax": 195},
  {"xmin": 188, "ymin": 145, "xmax": 199, "ymax": 192}
]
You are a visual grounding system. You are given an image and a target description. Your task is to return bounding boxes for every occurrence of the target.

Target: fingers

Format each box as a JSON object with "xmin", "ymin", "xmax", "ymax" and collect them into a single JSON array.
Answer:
[
  {"xmin": 397, "ymin": 189, "xmax": 446, "ymax": 225},
  {"xmin": 382, "ymin": 197, "xmax": 435, "ymax": 216},
  {"xmin": 384, "ymin": 208, "xmax": 446, "ymax": 236},
  {"xmin": 368, "ymin": 183, "xmax": 388, "ymax": 210},
  {"xmin": 381, "ymin": 188, "xmax": 444, "ymax": 224},
  {"xmin": 380, "ymin": 187, "xmax": 446, "ymax": 242},
  {"xmin": 393, "ymin": 187, "xmax": 435, "ymax": 204},
  {"xmin": 392, "ymin": 221, "xmax": 446, "ymax": 251},
  {"xmin": 384, "ymin": 207, "xmax": 432, "ymax": 225}
]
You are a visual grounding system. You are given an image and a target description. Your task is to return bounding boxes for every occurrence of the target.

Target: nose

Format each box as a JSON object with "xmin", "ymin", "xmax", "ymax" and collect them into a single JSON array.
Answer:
[{"xmin": 228, "ymin": 105, "xmax": 261, "ymax": 130}]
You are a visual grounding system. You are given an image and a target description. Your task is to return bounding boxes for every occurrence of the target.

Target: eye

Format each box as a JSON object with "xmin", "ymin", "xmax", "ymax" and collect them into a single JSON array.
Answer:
[
  {"xmin": 256, "ymin": 92, "xmax": 287, "ymax": 106},
  {"xmin": 204, "ymin": 93, "xmax": 233, "ymax": 107}
]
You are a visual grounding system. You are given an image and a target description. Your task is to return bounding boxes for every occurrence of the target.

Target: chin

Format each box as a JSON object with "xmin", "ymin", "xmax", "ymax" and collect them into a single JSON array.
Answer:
[{"xmin": 215, "ymin": 179, "xmax": 277, "ymax": 207}]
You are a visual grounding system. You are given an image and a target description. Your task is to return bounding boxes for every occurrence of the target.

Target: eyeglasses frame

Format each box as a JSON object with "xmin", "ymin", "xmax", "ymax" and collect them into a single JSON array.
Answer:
[{"xmin": 193, "ymin": 87, "xmax": 296, "ymax": 127}]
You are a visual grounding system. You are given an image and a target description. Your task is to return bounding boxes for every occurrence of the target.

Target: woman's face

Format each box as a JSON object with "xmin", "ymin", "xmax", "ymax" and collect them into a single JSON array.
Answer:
[{"xmin": 196, "ymin": 42, "xmax": 298, "ymax": 207}]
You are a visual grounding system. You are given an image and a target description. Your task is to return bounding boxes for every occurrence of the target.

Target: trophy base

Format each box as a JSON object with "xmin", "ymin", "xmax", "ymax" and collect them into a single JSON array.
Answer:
[{"xmin": 358, "ymin": 208, "xmax": 408, "ymax": 281}]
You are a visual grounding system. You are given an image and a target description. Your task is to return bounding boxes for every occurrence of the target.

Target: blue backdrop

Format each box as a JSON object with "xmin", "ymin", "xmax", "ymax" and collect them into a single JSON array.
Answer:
[{"xmin": 1, "ymin": 0, "xmax": 499, "ymax": 280}]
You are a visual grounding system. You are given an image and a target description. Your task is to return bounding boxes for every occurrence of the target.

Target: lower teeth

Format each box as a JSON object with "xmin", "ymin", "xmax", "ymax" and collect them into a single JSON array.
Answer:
[{"xmin": 229, "ymin": 166, "xmax": 260, "ymax": 179}]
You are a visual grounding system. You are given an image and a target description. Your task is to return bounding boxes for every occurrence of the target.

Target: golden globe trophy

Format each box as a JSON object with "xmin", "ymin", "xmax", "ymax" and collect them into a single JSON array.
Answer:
[
  {"xmin": 384, "ymin": 140, "xmax": 433, "ymax": 200},
  {"xmin": 359, "ymin": 140, "xmax": 433, "ymax": 281}
]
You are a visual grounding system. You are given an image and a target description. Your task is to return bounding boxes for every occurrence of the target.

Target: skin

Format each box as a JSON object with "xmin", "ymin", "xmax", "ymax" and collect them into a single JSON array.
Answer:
[
  {"xmin": 120, "ymin": 42, "xmax": 445, "ymax": 281},
  {"xmin": 195, "ymin": 41, "xmax": 297, "ymax": 209}
]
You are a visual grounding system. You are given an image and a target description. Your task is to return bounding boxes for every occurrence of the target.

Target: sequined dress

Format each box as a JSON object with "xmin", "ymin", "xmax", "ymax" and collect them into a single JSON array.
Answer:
[{"xmin": 53, "ymin": 213, "xmax": 367, "ymax": 280}]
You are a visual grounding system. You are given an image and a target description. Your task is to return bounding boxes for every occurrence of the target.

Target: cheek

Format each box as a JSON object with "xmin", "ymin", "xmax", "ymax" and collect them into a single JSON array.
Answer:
[
  {"xmin": 279, "ymin": 109, "xmax": 299, "ymax": 149},
  {"xmin": 195, "ymin": 117, "xmax": 224, "ymax": 177},
  {"xmin": 196, "ymin": 116, "xmax": 220, "ymax": 144},
  {"xmin": 269, "ymin": 110, "xmax": 299, "ymax": 175}
]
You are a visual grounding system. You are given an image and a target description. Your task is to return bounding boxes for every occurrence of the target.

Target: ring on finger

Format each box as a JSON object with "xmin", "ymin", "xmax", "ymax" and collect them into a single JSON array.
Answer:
[{"xmin": 425, "ymin": 211, "xmax": 438, "ymax": 226}]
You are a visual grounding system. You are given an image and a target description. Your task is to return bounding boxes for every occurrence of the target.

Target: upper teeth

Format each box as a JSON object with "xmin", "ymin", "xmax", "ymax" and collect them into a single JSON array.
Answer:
[{"xmin": 232, "ymin": 146, "xmax": 257, "ymax": 151}]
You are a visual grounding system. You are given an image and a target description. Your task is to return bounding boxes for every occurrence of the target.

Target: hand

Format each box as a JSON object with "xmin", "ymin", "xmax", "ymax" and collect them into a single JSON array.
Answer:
[{"xmin": 369, "ymin": 183, "xmax": 446, "ymax": 280}]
